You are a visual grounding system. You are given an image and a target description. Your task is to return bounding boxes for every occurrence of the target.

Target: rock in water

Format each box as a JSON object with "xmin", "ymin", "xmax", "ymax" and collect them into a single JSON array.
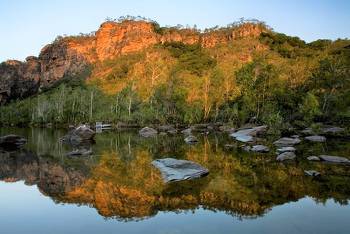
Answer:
[
  {"xmin": 184, "ymin": 135, "xmax": 198, "ymax": 144},
  {"xmin": 304, "ymin": 170, "xmax": 321, "ymax": 177},
  {"xmin": 0, "ymin": 135, "xmax": 27, "ymax": 148},
  {"xmin": 66, "ymin": 148, "xmax": 92, "ymax": 156},
  {"xmin": 318, "ymin": 155, "xmax": 350, "ymax": 164},
  {"xmin": 321, "ymin": 127, "xmax": 345, "ymax": 136},
  {"xmin": 276, "ymin": 151, "xmax": 296, "ymax": 161},
  {"xmin": 230, "ymin": 125, "xmax": 267, "ymax": 143},
  {"xmin": 139, "ymin": 127, "xmax": 158, "ymax": 137},
  {"xmin": 277, "ymin": 146, "xmax": 296, "ymax": 153},
  {"xmin": 307, "ymin": 156, "xmax": 320, "ymax": 161},
  {"xmin": 305, "ymin": 135, "xmax": 326, "ymax": 142},
  {"xmin": 273, "ymin": 137, "xmax": 301, "ymax": 147},
  {"xmin": 251, "ymin": 145, "xmax": 269, "ymax": 153},
  {"xmin": 151, "ymin": 158, "xmax": 209, "ymax": 183},
  {"xmin": 181, "ymin": 128, "xmax": 192, "ymax": 136},
  {"xmin": 62, "ymin": 125, "xmax": 95, "ymax": 144}
]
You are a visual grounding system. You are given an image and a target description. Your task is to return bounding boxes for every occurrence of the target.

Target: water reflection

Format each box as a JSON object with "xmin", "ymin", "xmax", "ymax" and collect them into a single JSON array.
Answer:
[{"xmin": 0, "ymin": 127, "xmax": 350, "ymax": 221}]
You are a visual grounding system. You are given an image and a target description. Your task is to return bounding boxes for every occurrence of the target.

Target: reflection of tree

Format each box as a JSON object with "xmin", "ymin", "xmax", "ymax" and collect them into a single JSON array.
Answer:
[{"xmin": 1, "ymin": 132, "xmax": 350, "ymax": 221}]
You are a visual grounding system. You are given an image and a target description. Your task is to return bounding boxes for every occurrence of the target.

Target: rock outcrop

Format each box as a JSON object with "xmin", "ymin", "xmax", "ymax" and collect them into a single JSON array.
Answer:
[{"xmin": 0, "ymin": 20, "xmax": 266, "ymax": 104}]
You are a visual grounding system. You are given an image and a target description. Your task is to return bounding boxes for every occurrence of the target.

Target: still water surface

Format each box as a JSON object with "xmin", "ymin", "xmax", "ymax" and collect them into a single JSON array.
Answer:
[{"xmin": 0, "ymin": 127, "xmax": 349, "ymax": 234}]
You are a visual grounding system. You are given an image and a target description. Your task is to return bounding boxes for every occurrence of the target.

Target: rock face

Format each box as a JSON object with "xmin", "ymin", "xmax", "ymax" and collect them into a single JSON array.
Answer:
[
  {"xmin": 62, "ymin": 125, "xmax": 95, "ymax": 144},
  {"xmin": 273, "ymin": 137, "xmax": 301, "ymax": 147},
  {"xmin": 151, "ymin": 158, "xmax": 209, "ymax": 183},
  {"xmin": 0, "ymin": 20, "xmax": 266, "ymax": 104},
  {"xmin": 276, "ymin": 152, "xmax": 296, "ymax": 161},
  {"xmin": 139, "ymin": 127, "xmax": 158, "ymax": 137},
  {"xmin": 305, "ymin": 135, "xmax": 326, "ymax": 142},
  {"xmin": 0, "ymin": 135, "xmax": 27, "ymax": 149},
  {"xmin": 230, "ymin": 126, "xmax": 267, "ymax": 143}
]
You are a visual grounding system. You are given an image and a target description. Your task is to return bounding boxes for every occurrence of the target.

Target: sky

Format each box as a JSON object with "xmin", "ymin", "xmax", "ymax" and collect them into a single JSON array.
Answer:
[{"xmin": 0, "ymin": 0, "xmax": 349, "ymax": 61}]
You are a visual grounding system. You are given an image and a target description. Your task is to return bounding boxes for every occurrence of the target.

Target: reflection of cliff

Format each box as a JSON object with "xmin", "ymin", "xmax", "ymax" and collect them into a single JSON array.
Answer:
[
  {"xmin": 1, "ymin": 135, "xmax": 350, "ymax": 221},
  {"xmin": 0, "ymin": 149, "xmax": 88, "ymax": 196}
]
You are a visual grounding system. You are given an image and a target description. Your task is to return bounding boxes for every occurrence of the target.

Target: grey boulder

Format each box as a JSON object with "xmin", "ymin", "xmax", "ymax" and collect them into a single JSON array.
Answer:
[
  {"xmin": 230, "ymin": 125, "xmax": 267, "ymax": 143},
  {"xmin": 276, "ymin": 151, "xmax": 296, "ymax": 161},
  {"xmin": 304, "ymin": 170, "xmax": 321, "ymax": 177},
  {"xmin": 184, "ymin": 135, "xmax": 198, "ymax": 144},
  {"xmin": 277, "ymin": 146, "xmax": 296, "ymax": 153},
  {"xmin": 251, "ymin": 145, "xmax": 270, "ymax": 153},
  {"xmin": 151, "ymin": 158, "xmax": 209, "ymax": 183},
  {"xmin": 305, "ymin": 135, "xmax": 326, "ymax": 142},
  {"xmin": 139, "ymin": 127, "xmax": 158, "ymax": 137},
  {"xmin": 319, "ymin": 155, "xmax": 350, "ymax": 164},
  {"xmin": 273, "ymin": 137, "xmax": 301, "ymax": 147},
  {"xmin": 62, "ymin": 125, "xmax": 95, "ymax": 144}
]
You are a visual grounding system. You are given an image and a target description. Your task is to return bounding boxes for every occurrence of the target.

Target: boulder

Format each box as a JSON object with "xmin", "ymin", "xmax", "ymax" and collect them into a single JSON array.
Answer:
[
  {"xmin": 158, "ymin": 125, "xmax": 177, "ymax": 134},
  {"xmin": 305, "ymin": 135, "xmax": 326, "ymax": 142},
  {"xmin": 152, "ymin": 158, "xmax": 209, "ymax": 183},
  {"xmin": 230, "ymin": 125, "xmax": 267, "ymax": 143},
  {"xmin": 139, "ymin": 127, "xmax": 158, "ymax": 138},
  {"xmin": 277, "ymin": 146, "xmax": 296, "ymax": 153},
  {"xmin": 0, "ymin": 135, "xmax": 27, "ymax": 148},
  {"xmin": 304, "ymin": 170, "xmax": 321, "ymax": 177},
  {"xmin": 307, "ymin": 156, "xmax": 320, "ymax": 161},
  {"xmin": 321, "ymin": 126, "xmax": 346, "ymax": 136},
  {"xmin": 273, "ymin": 137, "xmax": 301, "ymax": 147},
  {"xmin": 251, "ymin": 145, "xmax": 269, "ymax": 153},
  {"xmin": 318, "ymin": 155, "xmax": 350, "ymax": 164},
  {"xmin": 62, "ymin": 125, "xmax": 95, "ymax": 144},
  {"xmin": 184, "ymin": 135, "xmax": 198, "ymax": 144},
  {"xmin": 181, "ymin": 128, "xmax": 192, "ymax": 135},
  {"xmin": 276, "ymin": 152, "xmax": 296, "ymax": 161},
  {"xmin": 66, "ymin": 148, "xmax": 92, "ymax": 156}
]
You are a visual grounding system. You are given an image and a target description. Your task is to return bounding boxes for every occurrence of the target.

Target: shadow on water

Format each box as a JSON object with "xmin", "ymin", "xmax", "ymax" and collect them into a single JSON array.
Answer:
[{"xmin": 0, "ymin": 127, "xmax": 350, "ymax": 221}]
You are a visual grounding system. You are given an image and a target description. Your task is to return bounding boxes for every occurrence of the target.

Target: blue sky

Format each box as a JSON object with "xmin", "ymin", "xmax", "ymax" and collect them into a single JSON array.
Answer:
[{"xmin": 0, "ymin": 0, "xmax": 349, "ymax": 61}]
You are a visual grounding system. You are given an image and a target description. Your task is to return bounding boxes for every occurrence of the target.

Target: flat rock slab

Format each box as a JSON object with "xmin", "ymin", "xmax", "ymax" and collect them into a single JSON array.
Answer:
[
  {"xmin": 251, "ymin": 145, "xmax": 269, "ymax": 153},
  {"xmin": 277, "ymin": 146, "xmax": 296, "ymax": 153},
  {"xmin": 319, "ymin": 155, "xmax": 350, "ymax": 164},
  {"xmin": 139, "ymin": 127, "xmax": 158, "ymax": 137},
  {"xmin": 305, "ymin": 135, "xmax": 326, "ymax": 142},
  {"xmin": 273, "ymin": 137, "xmax": 301, "ymax": 147},
  {"xmin": 276, "ymin": 151, "xmax": 296, "ymax": 161},
  {"xmin": 151, "ymin": 158, "xmax": 209, "ymax": 183},
  {"xmin": 230, "ymin": 126, "xmax": 267, "ymax": 143}
]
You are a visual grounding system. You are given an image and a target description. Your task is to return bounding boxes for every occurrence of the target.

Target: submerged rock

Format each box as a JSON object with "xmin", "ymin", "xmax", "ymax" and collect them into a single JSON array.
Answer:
[
  {"xmin": 251, "ymin": 145, "xmax": 269, "ymax": 153},
  {"xmin": 318, "ymin": 155, "xmax": 350, "ymax": 164},
  {"xmin": 304, "ymin": 170, "xmax": 321, "ymax": 177},
  {"xmin": 151, "ymin": 158, "xmax": 209, "ymax": 183},
  {"xmin": 273, "ymin": 137, "xmax": 301, "ymax": 147},
  {"xmin": 0, "ymin": 135, "xmax": 27, "ymax": 149},
  {"xmin": 307, "ymin": 156, "xmax": 320, "ymax": 161},
  {"xmin": 277, "ymin": 146, "xmax": 296, "ymax": 153},
  {"xmin": 276, "ymin": 152, "xmax": 296, "ymax": 161},
  {"xmin": 184, "ymin": 135, "xmax": 198, "ymax": 144},
  {"xmin": 305, "ymin": 135, "xmax": 326, "ymax": 142},
  {"xmin": 139, "ymin": 127, "xmax": 158, "ymax": 137}
]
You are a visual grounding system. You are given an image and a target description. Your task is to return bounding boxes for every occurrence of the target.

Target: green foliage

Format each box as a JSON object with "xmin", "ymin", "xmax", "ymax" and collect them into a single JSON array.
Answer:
[
  {"xmin": 299, "ymin": 92, "xmax": 321, "ymax": 124},
  {"xmin": 163, "ymin": 42, "xmax": 216, "ymax": 75}
]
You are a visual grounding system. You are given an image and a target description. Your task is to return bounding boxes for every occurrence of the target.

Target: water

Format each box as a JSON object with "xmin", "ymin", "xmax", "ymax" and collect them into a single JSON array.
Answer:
[{"xmin": 0, "ymin": 127, "xmax": 350, "ymax": 234}]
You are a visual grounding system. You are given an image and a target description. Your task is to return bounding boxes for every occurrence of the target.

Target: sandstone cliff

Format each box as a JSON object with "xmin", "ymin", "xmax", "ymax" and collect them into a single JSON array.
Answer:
[{"xmin": 0, "ymin": 20, "xmax": 267, "ymax": 104}]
